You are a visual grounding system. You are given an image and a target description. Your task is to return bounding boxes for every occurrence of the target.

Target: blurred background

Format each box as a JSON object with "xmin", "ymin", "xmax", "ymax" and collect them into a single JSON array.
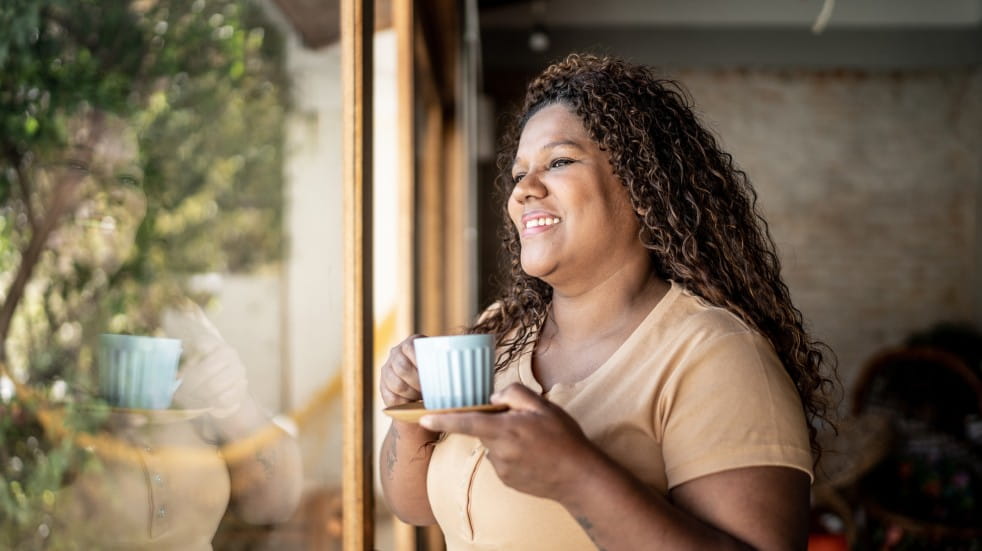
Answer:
[{"xmin": 0, "ymin": 0, "xmax": 980, "ymax": 549}]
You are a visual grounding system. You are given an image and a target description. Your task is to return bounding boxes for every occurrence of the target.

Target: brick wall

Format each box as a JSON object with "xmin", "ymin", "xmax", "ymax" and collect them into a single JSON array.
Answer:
[{"xmin": 675, "ymin": 68, "xmax": 982, "ymax": 394}]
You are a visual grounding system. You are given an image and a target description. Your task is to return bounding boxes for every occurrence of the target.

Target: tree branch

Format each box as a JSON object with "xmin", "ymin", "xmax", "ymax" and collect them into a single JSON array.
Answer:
[
  {"xmin": 0, "ymin": 172, "xmax": 86, "ymax": 362},
  {"xmin": 1, "ymin": 147, "xmax": 38, "ymax": 233},
  {"xmin": 15, "ymin": 162, "xmax": 38, "ymax": 233}
]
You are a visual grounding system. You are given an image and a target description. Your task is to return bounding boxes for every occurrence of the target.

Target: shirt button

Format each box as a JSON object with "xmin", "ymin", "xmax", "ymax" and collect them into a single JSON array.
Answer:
[
  {"xmin": 144, "ymin": 446, "xmax": 153, "ymax": 453},
  {"xmin": 152, "ymin": 473, "xmax": 164, "ymax": 486},
  {"xmin": 156, "ymin": 505, "xmax": 167, "ymax": 518}
]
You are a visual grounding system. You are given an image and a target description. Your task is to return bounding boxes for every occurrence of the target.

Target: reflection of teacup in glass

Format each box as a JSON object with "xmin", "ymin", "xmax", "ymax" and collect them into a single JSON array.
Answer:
[
  {"xmin": 98, "ymin": 334, "xmax": 182, "ymax": 410},
  {"xmin": 414, "ymin": 334, "xmax": 494, "ymax": 409}
]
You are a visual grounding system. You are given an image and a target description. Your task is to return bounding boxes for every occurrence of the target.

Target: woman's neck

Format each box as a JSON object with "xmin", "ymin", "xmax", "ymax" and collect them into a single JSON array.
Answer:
[{"xmin": 544, "ymin": 255, "xmax": 669, "ymax": 345}]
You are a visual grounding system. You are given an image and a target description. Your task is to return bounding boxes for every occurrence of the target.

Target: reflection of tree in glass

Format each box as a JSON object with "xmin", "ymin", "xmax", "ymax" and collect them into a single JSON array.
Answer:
[{"xmin": 0, "ymin": 1, "xmax": 288, "ymax": 546}]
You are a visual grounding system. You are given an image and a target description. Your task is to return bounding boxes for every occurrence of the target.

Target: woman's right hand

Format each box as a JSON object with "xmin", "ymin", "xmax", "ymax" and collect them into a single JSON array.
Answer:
[
  {"xmin": 380, "ymin": 334, "xmax": 425, "ymax": 407},
  {"xmin": 379, "ymin": 334, "xmax": 440, "ymax": 525}
]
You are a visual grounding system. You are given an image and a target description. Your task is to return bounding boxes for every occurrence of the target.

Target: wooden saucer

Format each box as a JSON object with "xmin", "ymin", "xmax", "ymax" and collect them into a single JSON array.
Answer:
[{"xmin": 383, "ymin": 401, "xmax": 508, "ymax": 423}]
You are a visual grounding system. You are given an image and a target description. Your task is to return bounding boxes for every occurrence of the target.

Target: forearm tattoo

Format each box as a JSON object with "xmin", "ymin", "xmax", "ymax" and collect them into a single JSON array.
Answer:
[
  {"xmin": 576, "ymin": 516, "xmax": 608, "ymax": 551},
  {"xmin": 384, "ymin": 426, "xmax": 400, "ymax": 481},
  {"xmin": 255, "ymin": 448, "xmax": 276, "ymax": 480}
]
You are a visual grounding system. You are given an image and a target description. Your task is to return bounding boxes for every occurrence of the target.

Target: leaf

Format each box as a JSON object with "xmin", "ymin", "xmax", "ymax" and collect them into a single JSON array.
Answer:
[{"xmin": 23, "ymin": 115, "xmax": 38, "ymax": 136}]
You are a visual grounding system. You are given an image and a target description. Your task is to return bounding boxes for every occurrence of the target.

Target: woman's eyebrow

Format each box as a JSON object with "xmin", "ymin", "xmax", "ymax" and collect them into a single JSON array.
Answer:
[
  {"xmin": 513, "ymin": 139, "xmax": 586, "ymax": 169},
  {"xmin": 118, "ymin": 164, "xmax": 145, "ymax": 179},
  {"xmin": 542, "ymin": 139, "xmax": 584, "ymax": 151},
  {"xmin": 69, "ymin": 143, "xmax": 94, "ymax": 154}
]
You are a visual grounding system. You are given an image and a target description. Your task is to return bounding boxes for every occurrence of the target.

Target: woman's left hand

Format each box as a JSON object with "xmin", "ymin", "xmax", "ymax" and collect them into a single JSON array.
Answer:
[
  {"xmin": 167, "ymin": 302, "xmax": 249, "ymax": 419},
  {"xmin": 420, "ymin": 383, "xmax": 600, "ymax": 502}
]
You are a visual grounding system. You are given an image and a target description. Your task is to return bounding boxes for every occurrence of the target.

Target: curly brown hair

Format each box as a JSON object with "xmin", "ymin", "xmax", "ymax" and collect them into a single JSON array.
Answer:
[{"xmin": 472, "ymin": 53, "xmax": 837, "ymax": 460}]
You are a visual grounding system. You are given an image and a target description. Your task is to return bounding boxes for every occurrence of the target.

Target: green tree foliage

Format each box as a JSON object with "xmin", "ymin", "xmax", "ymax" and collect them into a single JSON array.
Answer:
[{"xmin": 0, "ymin": 1, "xmax": 288, "ymax": 545}]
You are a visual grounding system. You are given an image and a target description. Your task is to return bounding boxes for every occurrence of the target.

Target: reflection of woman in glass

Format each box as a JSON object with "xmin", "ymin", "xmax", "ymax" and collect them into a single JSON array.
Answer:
[
  {"xmin": 5, "ymin": 108, "xmax": 301, "ymax": 548},
  {"xmin": 381, "ymin": 55, "xmax": 835, "ymax": 550},
  {"xmin": 1, "ymin": 109, "xmax": 148, "ymax": 378}
]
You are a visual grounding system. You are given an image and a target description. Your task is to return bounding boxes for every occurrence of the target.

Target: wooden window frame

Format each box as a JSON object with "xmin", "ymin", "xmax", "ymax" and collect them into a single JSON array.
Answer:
[
  {"xmin": 341, "ymin": 0, "xmax": 375, "ymax": 548},
  {"xmin": 342, "ymin": 1, "xmax": 469, "ymax": 548}
]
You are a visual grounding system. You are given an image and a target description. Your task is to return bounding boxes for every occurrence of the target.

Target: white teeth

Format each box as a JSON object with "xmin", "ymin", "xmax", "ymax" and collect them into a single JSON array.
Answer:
[{"xmin": 525, "ymin": 217, "xmax": 561, "ymax": 229}]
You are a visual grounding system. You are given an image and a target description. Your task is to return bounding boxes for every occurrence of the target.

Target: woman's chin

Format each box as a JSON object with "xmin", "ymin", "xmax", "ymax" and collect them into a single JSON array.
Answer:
[
  {"xmin": 73, "ymin": 253, "xmax": 124, "ymax": 275},
  {"xmin": 519, "ymin": 256, "xmax": 558, "ymax": 281},
  {"xmin": 59, "ymin": 231, "xmax": 136, "ymax": 274}
]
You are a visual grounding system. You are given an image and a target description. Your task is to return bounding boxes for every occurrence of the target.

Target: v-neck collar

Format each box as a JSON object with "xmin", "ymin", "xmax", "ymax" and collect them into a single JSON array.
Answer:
[{"xmin": 517, "ymin": 280, "xmax": 683, "ymax": 396}]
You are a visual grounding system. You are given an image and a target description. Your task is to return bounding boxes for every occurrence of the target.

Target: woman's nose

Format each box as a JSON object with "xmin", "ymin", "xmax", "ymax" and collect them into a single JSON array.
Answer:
[{"xmin": 511, "ymin": 170, "xmax": 546, "ymax": 204}]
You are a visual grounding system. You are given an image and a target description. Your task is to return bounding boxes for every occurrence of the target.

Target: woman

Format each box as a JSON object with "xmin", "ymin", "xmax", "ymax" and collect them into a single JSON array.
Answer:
[{"xmin": 380, "ymin": 54, "xmax": 835, "ymax": 550}]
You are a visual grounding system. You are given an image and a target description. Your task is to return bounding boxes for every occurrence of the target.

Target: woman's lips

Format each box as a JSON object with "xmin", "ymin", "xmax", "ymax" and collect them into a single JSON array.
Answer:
[
  {"xmin": 520, "ymin": 212, "xmax": 561, "ymax": 237},
  {"xmin": 80, "ymin": 215, "xmax": 118, "ymax": 232}
]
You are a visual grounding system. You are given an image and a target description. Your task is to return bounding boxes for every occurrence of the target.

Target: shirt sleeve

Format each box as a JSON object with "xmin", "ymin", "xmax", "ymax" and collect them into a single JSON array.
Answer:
[{"xmin": 658, "ymin": 330, "xmax": 814, "ymax": 489}]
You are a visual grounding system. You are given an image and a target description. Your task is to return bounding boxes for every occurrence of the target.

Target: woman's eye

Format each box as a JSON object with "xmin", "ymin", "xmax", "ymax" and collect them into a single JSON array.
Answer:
[
  {"xmin": 511, "ymin": 173, "xmax": 526, "ymax": 184},
  {"xmin": 117, "ymin": 175, "xmax": 138, "ymax": 187},
  {"xmin": 549, "ymin": 158, "xmax": 573, "ymax": 169},
  {"xmin": 64, "ymin": 159, "xmax": 90, "ymax": 173}
]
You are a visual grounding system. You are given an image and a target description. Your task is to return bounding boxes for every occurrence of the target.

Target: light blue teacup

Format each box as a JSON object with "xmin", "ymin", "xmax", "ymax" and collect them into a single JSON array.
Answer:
[
  {"xmin": 98, "ymin": 334, "xmax": 183, "ymax": 410},
  {"xmin": 414, "ymin": 334, "xmax": 494, "ymax": 409}
]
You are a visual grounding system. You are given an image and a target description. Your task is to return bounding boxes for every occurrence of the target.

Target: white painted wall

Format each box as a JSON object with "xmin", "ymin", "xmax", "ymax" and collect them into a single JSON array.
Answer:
[
  {"xmin": 279, "ymin": 31, "xmax": 346, "ymax": 485},
  {"xmin": 282, "ymin": 41, "xmax": 345, "ymax": 416}
]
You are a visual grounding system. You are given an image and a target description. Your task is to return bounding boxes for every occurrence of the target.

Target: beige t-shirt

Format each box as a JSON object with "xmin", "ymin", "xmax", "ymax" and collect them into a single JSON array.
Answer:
[
  {"xmin": 427, "ymin": 281, "xmax": 813, "ymax": 550},
  {"xmin": 53, "ymin": 411, "xmax": 230, "ymax": 550}
]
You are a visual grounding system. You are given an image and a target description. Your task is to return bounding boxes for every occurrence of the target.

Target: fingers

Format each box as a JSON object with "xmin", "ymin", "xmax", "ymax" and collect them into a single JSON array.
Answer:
[
  {"xmin": 491, "ymin": 383, "xmax": 548, "ymax": 412},
  {"xmin": 400, "ymin": 333, "xmax": 424, "ymax": 365},
  {"xmin": 389, "ymin": 351, "xmax": 421, "ymax": 393},
  {"xmin": 379, "ymin": 385, "xmax": 405, "ymax": 407},
  {"xmin": 167, "ymin": 301, "xmax": 225, "ymax": 349},
  {"xmin": 379, "ymin": 334, "xmax": 428, "ymax": 406},
  {"xmin": 380, "ymin": 368, "xmax": 421, "ymax": 404},
  {"xmin": 183, "ymin": 301, "xmax": 224, "ymax": 339},
  {"xmin": 417, "ymin": 385, "xmax": 546, "ymax": 433}
]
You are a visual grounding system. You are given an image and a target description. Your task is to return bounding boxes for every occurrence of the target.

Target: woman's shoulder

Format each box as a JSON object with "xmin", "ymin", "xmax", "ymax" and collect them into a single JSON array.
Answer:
[{"xmin": 662, "ymin": 282, "xmax": 763, "ymax": 347}]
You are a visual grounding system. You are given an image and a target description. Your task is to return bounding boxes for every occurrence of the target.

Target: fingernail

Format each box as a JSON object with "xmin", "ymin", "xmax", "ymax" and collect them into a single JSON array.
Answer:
[{"xmin": 419, "ymin": 416, "xmax": 434, "ymax": 430}]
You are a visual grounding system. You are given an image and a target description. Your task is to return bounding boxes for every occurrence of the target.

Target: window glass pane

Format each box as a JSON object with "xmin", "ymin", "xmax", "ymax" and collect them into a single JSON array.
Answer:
[
  {"xmin": 0, "ymin": 1, "xmax": 344, "ymax": 547},
  {"xmin": 372, "ymin": 15, "xmax": 409, "ymax": 549}
]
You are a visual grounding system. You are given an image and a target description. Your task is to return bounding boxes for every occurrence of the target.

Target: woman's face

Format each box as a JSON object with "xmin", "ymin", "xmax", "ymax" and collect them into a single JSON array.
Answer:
[
  {"xmin": 38, "ymin": 113, "xmax": 147, "ymax": 274},
  {"xmin": 507, "ymin": 103, "xmax": 645, "ymax": 290}
]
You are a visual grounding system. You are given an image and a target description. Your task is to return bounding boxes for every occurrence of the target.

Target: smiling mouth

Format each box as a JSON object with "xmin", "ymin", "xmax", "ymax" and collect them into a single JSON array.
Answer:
[
  {"xmin": 524, "ymin": 217, "xmax": 560, "ymax": 229},
  {"xmin": 81, "ymin": 216, "xmax": 118, "ymax": 232}
]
